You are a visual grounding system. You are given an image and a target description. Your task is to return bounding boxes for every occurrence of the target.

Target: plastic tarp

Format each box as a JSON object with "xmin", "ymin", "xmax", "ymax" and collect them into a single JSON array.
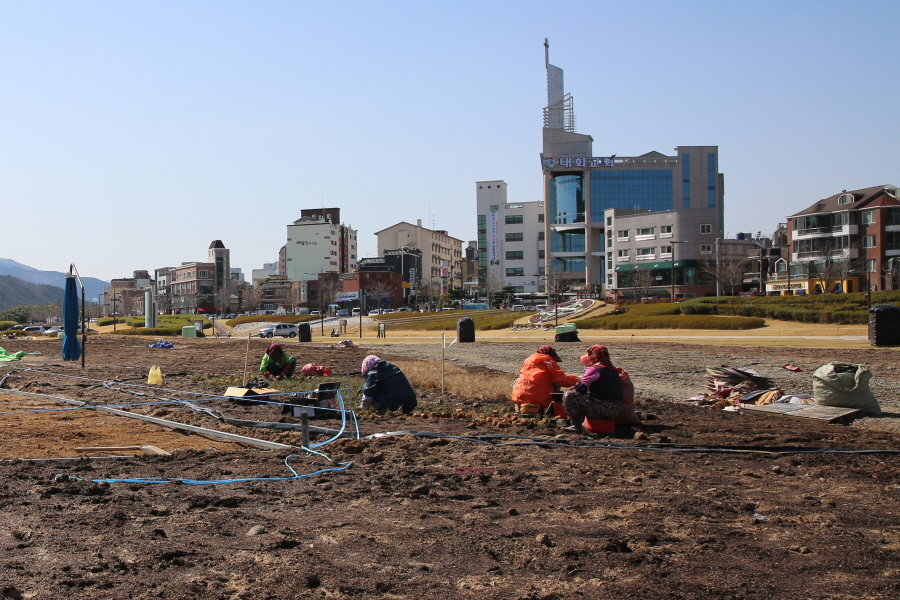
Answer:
[
  {"xmin": 62, "ymin": 275, "xmax": 82, "ymax": 362},
  {"xmin": 0, "ymin": 346, "xmax": 26, "ymax": 362},
  {"xmin": 812, "ymin": 363, "xmax": 882, "ymax": 417}
]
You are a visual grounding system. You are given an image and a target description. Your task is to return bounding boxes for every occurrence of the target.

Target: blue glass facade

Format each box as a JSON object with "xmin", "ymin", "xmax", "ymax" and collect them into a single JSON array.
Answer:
[
  {"xmin": 549, "ymin": 175, "xmax": 584, "ymax": 224},
  {"xmin": 707, "ymin": 153, "xmax": 716, "ymax": 209},
  {"xmin": 589, "ymin": 170, "xmax": 673, "ymax": 215},
  {"xmin": 557, "ymin": 257, "xmax": 586, "ymax": 272},
  {"xmin": 682, "ymin": 154, "xmax": 691, "ymax": 209},
  {"xmin": 550, "ymin": 230, "xmax": 586, "ymax": 253}
]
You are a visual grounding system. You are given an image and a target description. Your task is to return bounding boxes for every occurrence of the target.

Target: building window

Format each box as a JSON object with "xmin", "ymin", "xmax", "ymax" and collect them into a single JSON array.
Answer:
[
  {"xmin": 505, "ymin": 233, "xmax": 523, "ymax": 242},
  {"xmin": 707, "ymin": 153, "xmax": 717, "ymax": 209},
  {"xmin": 505, "ymin": 204, "xmax": 523, "ymax": 209},
  {"xmin": 867, "ymin": 259, "xmax": 877, "ymax": 272},
  {"xmin": 700, "ymin": 244, "xmax": 712, "ymax": 253},
  {"xmin": 660, "ymin": 245, "xmax": 672, "ymax": 254},
  {"xmin": 550, "ymin": 174, "xmax": 585, "ymax": 224},
  {"xmin": 682, "ymin": 153, "xmax": 691, "ymax": 209},
  {"xmin": 838, "ymin": 194, "xmax": 854, "ymax": 205},
  {"xmin": 506, "ymin": 268, "xmax": 524, "ymax": 276},
  {"xmin": 637, "ymin": 227, "xmax": 655, "ymax": 236},
  {"xmin": 505, "ymin": 251, "xmax": 523, "ymax": 260},
  {"xmin": 539, "ymin": 249, "xmax": 545, "ymax": 259},
  {"xmin": 617, "ymin": 230, "xmax": 629, "ymax": 239},
  {"xmin": 538, "ymin": 213, "xmax": 544, "ymax": 223},
  {"xmin": 862, "ymin": 211, "xmax": 875, "ymax": 224},
  {"xmin": 863, "ymin": 235, "xmax": 876, "ymax": 248},
  {"xmin": 505, "ymin": 215, "xmax": 524, "ymax": 225},
  {"xmin": 606, "ymin": 216, "xmax": 613, "ymax": 226},
  {"xmin": 538, "ymin": 231, "xmax": 545, "ymax": 241},
  {"xmin": 199, "ymin": 270, "xmax": 208, "ymax": 278},
  {"xmin": 617, "ymin": 249, "xmax": 629, "ymax": 258},
  {"xmin": 660, "ymin": 225, "xmax": 672, "ymax": 234},
  {"xmin": 638, "ymin": 247, "xmax": 654, "ymax": 256},
  {"xmin": 700, "ymin": 224, "xmax": 712, "ymax": 234}
]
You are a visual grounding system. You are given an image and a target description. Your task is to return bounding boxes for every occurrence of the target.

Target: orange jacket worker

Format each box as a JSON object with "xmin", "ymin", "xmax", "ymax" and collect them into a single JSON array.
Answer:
[{"xmin": 511, "ymin": 346, "xmax": 580, "ymax": 409}]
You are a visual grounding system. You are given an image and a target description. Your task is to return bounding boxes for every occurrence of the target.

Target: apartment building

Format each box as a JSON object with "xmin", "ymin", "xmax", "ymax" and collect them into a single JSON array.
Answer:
[
  {"xmin": 284, "ymin": 208, "xmax": 358, "ymax": 282},
  {"xmin": 772, "ymin": 185, "xmax": 900, "ymax": 294},
  {"xmin": 375, "ymin": 220, "xmax": 463, "ymax": 295},
  {"xmin": 540, "ymin": 41, "xmax": 724, "ymax": 297},
  {"xmin": 476, "ymin": 181, "xmax": 545, "ymax": 294}
]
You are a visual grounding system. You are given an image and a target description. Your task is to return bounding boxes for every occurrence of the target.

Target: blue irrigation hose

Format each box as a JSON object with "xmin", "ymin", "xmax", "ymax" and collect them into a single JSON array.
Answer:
[{"xmin": 57, "ymin": 454, "xmax": 353, "ymax": 486}]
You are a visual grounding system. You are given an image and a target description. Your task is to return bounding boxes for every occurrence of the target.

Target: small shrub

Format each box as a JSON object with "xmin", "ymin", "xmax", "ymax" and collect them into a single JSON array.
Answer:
[
  {"xmin": 0, "ymin": 321, "xmax": 17, "ymax": 332},
  {"xmin": 97, "ymin": 317, "xmax": 128, "ymax": 327}
]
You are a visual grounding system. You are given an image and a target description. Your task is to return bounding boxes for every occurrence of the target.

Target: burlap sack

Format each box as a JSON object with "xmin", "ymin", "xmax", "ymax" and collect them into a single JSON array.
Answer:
[{"xmin": 812, "ymin": 363, "xmax": 881, "ymax": 417}]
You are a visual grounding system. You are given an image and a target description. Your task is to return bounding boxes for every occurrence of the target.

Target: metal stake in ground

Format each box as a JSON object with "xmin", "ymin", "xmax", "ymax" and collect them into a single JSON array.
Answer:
[{"xmin": 242, "ymin": 332, "xmax": 252, "ymax": 387}]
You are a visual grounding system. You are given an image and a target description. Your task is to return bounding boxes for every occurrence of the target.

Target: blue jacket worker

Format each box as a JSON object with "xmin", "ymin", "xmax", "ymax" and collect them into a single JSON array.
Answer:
[{"xmin": 360, "ymin": 354, "xmax": 417, "ymax": 415}]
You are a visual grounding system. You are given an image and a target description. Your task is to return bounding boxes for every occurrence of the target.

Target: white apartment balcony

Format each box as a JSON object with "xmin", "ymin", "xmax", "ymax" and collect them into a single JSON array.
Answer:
[
  {"xmin": 616, "ymin": 255, "xmax": 631, "ymax": 262},
  {"xmin": 794, "ymin": 248, "xmax": 859, "ymax": 261},
  {"xmin": 659, "ymin": 232, "xmax": 673, "ymax": 239},
  {"xmin": 793, "ymin": 224, "xmax": 857, "ymax": 239},
  {"xmin": 635, "ymin": 254, "xmax": 657, "ymax": 261},
  {"xmin": 616, "ymin": 237, "xmax": 629, "ymax": 243}
]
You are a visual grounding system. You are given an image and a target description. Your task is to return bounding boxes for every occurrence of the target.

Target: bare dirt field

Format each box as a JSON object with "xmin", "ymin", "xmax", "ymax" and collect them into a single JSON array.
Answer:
[{"xmin": 1, "ymin": 335, "xmax": 899, "ymax": 599}]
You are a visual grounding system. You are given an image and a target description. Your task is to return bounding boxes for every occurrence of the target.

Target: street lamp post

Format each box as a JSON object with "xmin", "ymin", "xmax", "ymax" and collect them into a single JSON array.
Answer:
[{"xmin": 670, "ymin": 241, "xmax": 688, "ymax": 302}]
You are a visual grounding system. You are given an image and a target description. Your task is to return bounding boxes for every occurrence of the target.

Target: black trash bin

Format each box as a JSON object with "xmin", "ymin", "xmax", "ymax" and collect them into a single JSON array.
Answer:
[
  {"xmin": 457, "ymin": 317, "xmax": 475, "ymax": 343},
  {"xmin": 869, "ymin": 304, "xmax": 900, "ymax": 346},
  {"xmin": 297, "ymin": 322, "xmax": 312, "ymax": 343}
]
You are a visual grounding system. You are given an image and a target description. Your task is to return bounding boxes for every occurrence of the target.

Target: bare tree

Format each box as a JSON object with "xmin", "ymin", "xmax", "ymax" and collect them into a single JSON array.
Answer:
[
  {"xmin": 243, "ymin": 286, "xmax": 263, "ymax": 314},
  {"xmin": 702, "ymin": 254, "xmax": 749, "ymax": 296},
  {"xmin": 482, "ymin": 268, "xmax": 504, "ymax": 309},
  {"xmin": 367, "ymin": 277, "xmax": 395, "ymax": 309},
  {"xmin": 883, "ymin": 259, "xmax": 900, "ymax": 291},
  {"xmin": 807, "ymin": 238, "xmax": 859, "ymax": 294},
  {"xmin": 318, "ymin": 277, "xmax": 343, "ymax": 313}
]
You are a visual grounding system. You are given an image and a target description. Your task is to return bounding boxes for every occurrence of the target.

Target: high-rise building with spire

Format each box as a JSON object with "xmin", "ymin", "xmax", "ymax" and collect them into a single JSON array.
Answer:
[{"xmin": 540, "ymin": 39, "xmax": 724, "ymax": 299}]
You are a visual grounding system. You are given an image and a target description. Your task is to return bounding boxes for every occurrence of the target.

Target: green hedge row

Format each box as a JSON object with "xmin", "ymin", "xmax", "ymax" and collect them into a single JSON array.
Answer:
[
  {"xmin": 384, "ymin": 313, "xmax": 519, "ymax": 331},
  {"xmin": 228, "ymin": 315, "xmax": 319, "ymax": 327},
  {"xmin": 0, "ymin": 321, "xmax": 17, "ymax": 332},
  {"xmin": 679, "ymin": 292, "xmax": 900, "ymax": 324},
  {"xmin": 116, "ymin": 327, "xmax": 206, "ymax": 337},
  {"xmin": 575, "ymin": 314, "xmax": 765, "ymax": 330}
]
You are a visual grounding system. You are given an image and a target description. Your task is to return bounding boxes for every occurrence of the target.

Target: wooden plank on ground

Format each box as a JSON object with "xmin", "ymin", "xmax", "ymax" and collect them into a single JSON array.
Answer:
[{"xmin": 743, "ymin": 403, "xmax": 862, "ymax": 423}]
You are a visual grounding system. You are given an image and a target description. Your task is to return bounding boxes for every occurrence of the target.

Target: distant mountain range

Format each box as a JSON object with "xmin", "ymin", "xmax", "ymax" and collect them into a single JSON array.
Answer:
[
  {"xmin": 0, "ymin": 275, "xmax": 65, "ymax": 311},
  {"xmin": 0, "ymin": 258, "xmax": 108, "ymax": 306}
]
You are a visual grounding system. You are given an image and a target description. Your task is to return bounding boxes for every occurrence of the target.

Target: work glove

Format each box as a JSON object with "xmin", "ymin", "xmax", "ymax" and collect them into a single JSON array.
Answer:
[{"xmin": 263, "ymin": 371, "xmax": 274, "ymax": 380}]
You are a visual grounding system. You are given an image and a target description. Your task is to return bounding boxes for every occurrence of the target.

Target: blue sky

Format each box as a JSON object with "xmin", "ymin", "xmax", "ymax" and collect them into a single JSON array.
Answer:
[{"xmin": 2, "ymin": 1, "xmax": 898, "ymax": 284}]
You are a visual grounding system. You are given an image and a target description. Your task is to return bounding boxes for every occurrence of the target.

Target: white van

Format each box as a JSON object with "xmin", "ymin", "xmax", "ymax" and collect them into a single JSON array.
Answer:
[{"xmin": 351, "ymin": 308, "xmax": 361, "ymax": 317}]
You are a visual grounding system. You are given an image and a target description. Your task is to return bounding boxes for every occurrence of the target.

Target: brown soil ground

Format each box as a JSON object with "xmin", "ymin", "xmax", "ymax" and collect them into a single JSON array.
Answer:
[{"xmin": 1, "ymin": 335, "xmax": 899, "ymax": 599}]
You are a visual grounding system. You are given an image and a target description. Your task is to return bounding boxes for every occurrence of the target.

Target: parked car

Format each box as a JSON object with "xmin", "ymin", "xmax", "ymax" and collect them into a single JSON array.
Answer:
[
  {"xmin": 368, "ymin": 309, "xmax": 382, "ymax": 316},
  {"xmin": 226, "ymin": 313, "xmax": 237, "ymax": 319},
  {"xmin": 23, "ymin": 326, "xmax": 46, "ymax": 333},
  {"xmin": 256, "ymin": 323, "xmax": 299, "ymax": 338},
  {"xmin": 44, "ymin": 326, "xmax": 63, "ymax": 335},
  {"xmin": 310, "ymin": 310, "xmax": 321, "ymax": 316},
  {"xmin": 510, "ymin": 305, "xmax": 526, "ymax": 311},
  {"xmin": 351, "ymin": 308, "xmax": 361, "ymax": 317},
  {"xmin": 336, "ymin": 309, "xmax": 350, "ymax": 317},
  {"xmin": 534, "ymin": 304, "xmax": 549, "ymax": 311}
]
